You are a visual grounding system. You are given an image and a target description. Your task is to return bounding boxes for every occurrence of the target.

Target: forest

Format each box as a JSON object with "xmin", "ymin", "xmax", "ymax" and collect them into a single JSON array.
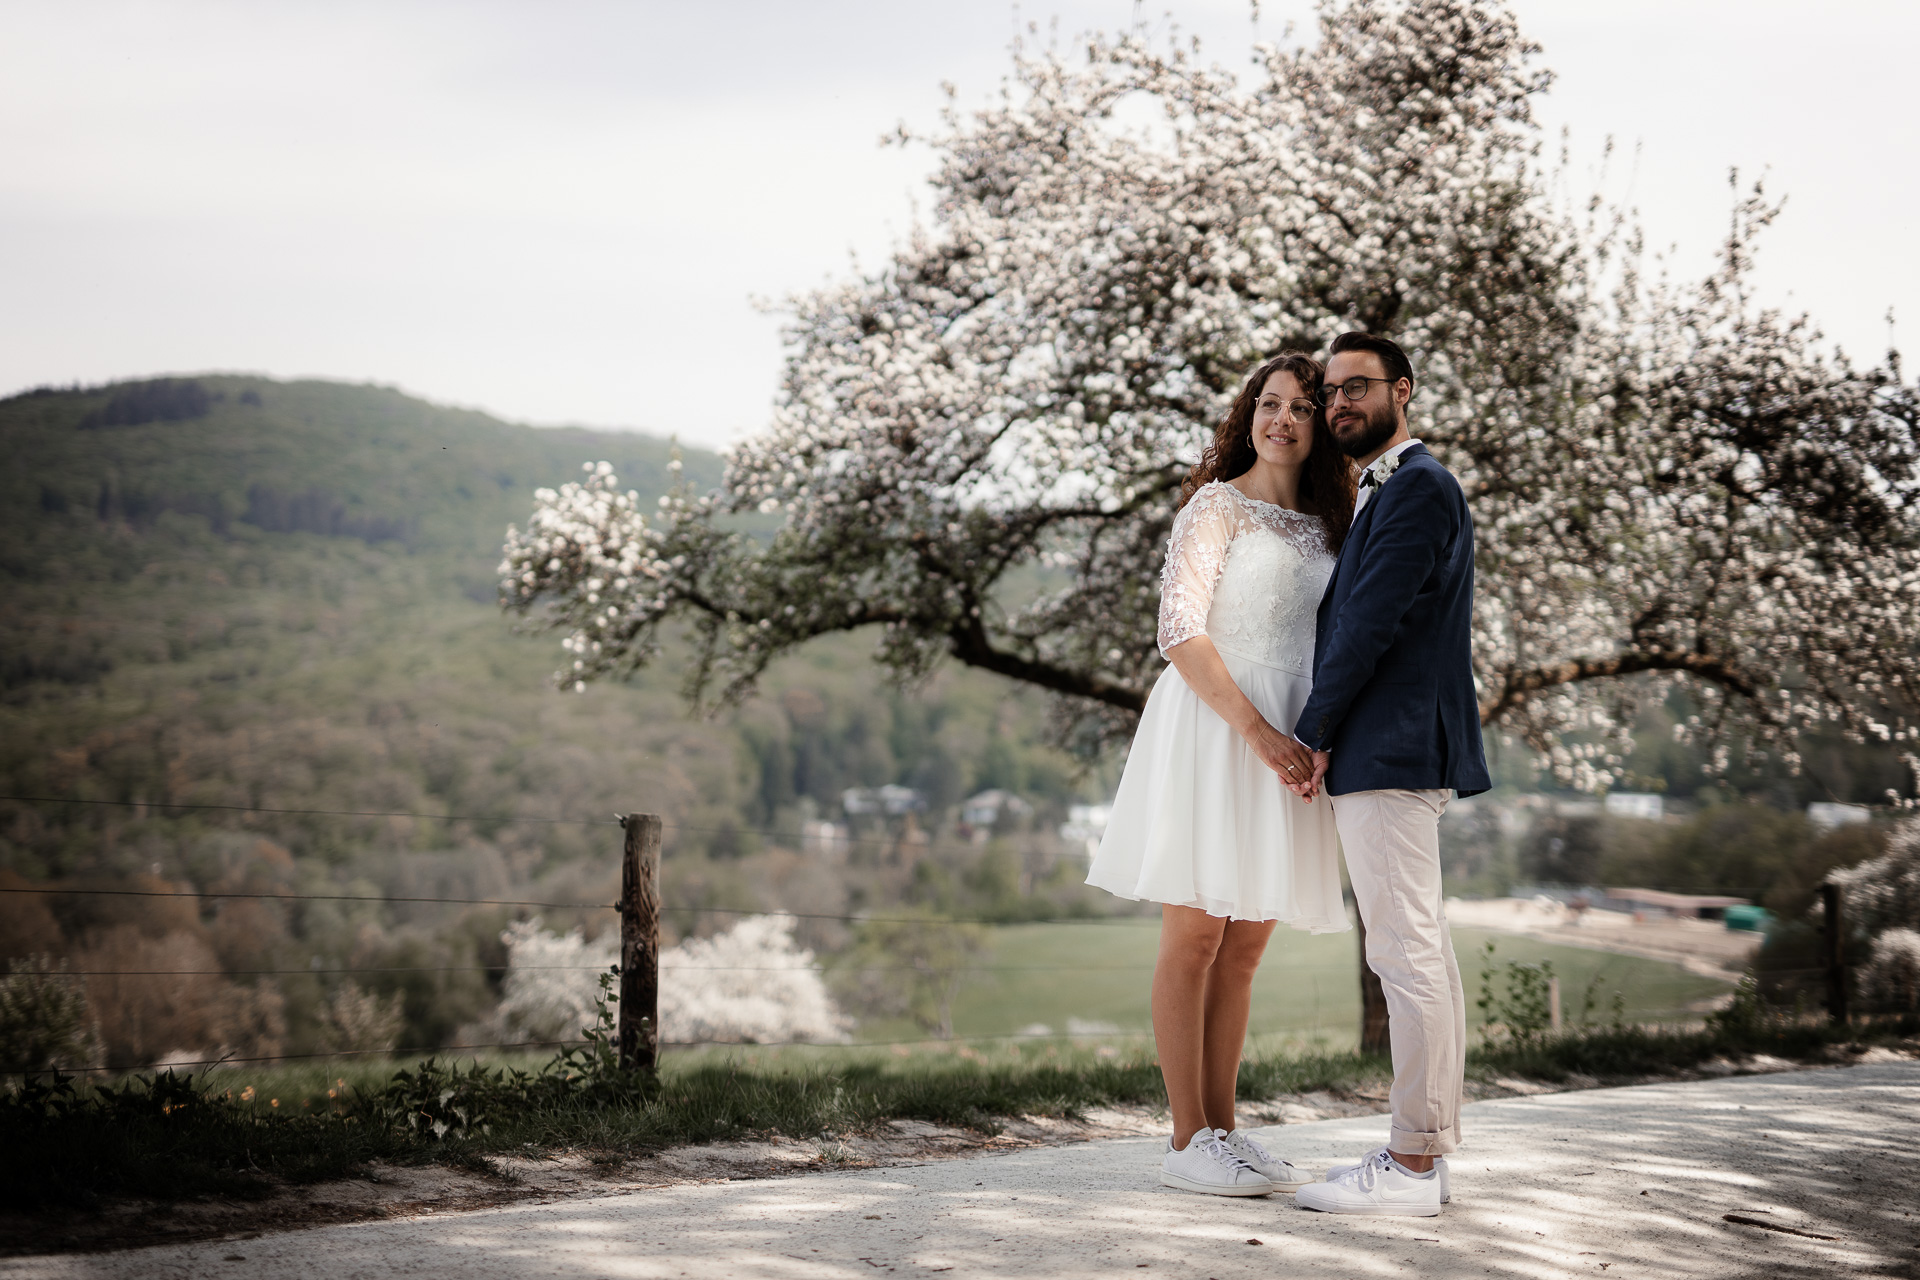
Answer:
[
  {"xmin": 0, "ymin": 375, "xmax": 1906, "ymax": 1069},
  {"xmin": 0, "ymin": 377, "xmax": 1115, "ymax": 1066}
]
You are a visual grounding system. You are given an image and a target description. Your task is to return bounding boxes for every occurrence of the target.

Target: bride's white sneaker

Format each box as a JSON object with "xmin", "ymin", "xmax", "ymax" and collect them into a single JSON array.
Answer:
[
  {"xmin": 1294, "ymin": 1148, "xmax": 1441, "ymax": 1216},
  {"xmin": 1327, "ymin": 1153, "xmax": 1448, "ymax": 1202},
  {"xmin": 1160, "ymin": 1128, "xmax": 1273, "ymax": 1196},
  {"xmin": 1220, "ymin": 1129, "xmax": 1314, "ymax": 1192}
]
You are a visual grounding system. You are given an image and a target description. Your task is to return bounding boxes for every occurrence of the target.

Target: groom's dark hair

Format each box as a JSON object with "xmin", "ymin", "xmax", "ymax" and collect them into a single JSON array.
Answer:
[{"xmin": 1328, "ymin": 331, "xmax": 1414, "ymax": 388}]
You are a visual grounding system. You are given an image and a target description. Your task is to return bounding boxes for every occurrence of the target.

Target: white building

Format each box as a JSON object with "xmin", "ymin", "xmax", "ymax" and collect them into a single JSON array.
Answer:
[
  {"xmin": 1807, "ymin": 801, "xmax": 1871, "ymax": 831},
  {"xmin": 1058, "ymin": 803, "xmax": 1111, "ymax": 858},
  {"xmin": 1603, "ymin": 791, "xmax": 1664, "ymax": 821},
  {"xmin": 842, "ymin": 785, "xmax": 926, "ymax": 818},
  {"xmin": 960, "ymin": 788, "xmax": 1032, "ymax": 828}
]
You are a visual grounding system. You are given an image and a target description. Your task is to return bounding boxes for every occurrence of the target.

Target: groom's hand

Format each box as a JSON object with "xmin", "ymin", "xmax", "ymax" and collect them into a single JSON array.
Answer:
[{"xmin": 1309, "ymin": 750, "xmax": 1330, "ymax": 795}]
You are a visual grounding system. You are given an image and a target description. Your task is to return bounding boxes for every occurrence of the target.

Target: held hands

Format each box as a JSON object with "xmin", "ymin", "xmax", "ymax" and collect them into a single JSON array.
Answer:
[
  {"xmin": 1308, "ymin": 750, "xmax": 1330, "ymax": 795},
  {"xmin": 1246, "ymin": 721, "xmax": 1318, "ymax": 801}
]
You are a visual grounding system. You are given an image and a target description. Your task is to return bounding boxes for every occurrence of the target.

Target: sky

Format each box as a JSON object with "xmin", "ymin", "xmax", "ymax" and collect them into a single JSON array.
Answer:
[{"xmin": 3, "ymin": 1, "xmax": 1914, "ymax": 451}]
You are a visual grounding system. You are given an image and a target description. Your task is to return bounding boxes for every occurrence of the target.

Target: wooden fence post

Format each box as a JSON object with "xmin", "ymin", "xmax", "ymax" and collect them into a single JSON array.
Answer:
[
  {"xmin": 1822, "ymin": 881, "xmax": 1848, "ymax": 1026},
  {"xmin": 619, "ymin": 813, "xmax": 662, "ymax": 1072}
]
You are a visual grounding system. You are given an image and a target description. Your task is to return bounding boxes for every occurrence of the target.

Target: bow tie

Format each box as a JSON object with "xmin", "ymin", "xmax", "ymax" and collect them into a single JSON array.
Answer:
[{"xmin": 1359, "ymin": 469, "xmax": 1382, "ymax": 490}]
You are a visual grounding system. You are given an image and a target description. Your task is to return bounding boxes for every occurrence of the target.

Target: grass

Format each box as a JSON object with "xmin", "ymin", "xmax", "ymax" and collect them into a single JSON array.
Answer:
[
  {"xmin": 850, "ymin": 919, "xmax": 1736, "ymax": 1045},
  {"xmin": 8, "ymin": 1000, "xmax": 1913, "ymax": 1212},
  {"xmin": 0, "ymin": 920, "xmax": 1753, "ymax": 1208}
]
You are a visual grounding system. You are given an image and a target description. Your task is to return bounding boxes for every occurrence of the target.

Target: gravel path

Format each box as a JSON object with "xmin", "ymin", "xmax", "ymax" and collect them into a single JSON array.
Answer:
[{"xmin": 9, "ymin": 1060, "xmax": 1916, "ymax": 1279}]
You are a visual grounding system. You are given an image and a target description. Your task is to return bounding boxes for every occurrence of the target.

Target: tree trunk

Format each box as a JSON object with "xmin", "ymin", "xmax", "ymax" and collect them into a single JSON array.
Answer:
[{"xmin": 1357, "ymin": 913, "xmax": 1390, "ymax": 1056}]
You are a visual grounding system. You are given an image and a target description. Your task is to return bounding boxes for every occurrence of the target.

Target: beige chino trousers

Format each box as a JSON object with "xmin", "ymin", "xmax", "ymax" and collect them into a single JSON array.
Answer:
[{"xmin": 1331, "ymin": 788, "xmax": 1465, "ymax": 1156}]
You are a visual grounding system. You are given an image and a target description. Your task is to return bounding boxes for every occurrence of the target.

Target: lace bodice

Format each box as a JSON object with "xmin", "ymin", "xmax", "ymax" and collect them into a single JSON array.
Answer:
[{"xmin": 1156, "ymin": 481, "xmax": 1336, "ymax": 675}]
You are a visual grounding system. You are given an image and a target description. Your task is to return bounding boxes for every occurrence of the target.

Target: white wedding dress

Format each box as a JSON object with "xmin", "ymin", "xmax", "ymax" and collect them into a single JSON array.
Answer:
[{"xmin": 1085, "ymin": 481, "xmax": 1347, "ymax": 929}]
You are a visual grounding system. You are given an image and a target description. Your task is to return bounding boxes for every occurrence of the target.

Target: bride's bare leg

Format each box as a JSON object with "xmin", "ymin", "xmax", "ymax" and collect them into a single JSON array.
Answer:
[
  {"xmin": 1200, "ymin": 919, "xmax": 1277, "ymax": 1135},
  {"xmin": 1153, "ymin": 905, "xmax": 1228, "ymax": 1149}
]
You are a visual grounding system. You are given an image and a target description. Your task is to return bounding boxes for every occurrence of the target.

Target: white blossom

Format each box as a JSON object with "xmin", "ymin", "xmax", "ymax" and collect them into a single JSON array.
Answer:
[
  {"xmin": 489, "ymin": 915, "xmax": 848, "ymax": 1046},
  {"xmin": 503, "ymin": 0, "xmax": 1920, "ymax": 792}
]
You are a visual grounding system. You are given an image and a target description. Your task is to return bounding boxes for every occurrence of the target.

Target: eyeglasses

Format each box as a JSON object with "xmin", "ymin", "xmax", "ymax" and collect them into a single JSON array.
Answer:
[
  {"xmin": 1254, "ymin": 395, "xmax": 1316, "ymax": 424},
  {"xmin": 1315, "ymin": 376, "xmax": 1400, "ymax": 408}
]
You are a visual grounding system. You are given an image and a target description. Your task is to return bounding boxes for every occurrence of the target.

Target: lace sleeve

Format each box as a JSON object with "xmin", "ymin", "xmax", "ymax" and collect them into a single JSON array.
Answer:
[{"xmin": 1157, "ymin": 484, "xmax": 1242, "ymax": 657}]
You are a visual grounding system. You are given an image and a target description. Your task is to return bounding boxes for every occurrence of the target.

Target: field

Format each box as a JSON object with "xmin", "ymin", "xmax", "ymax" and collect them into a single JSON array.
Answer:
[{"xmin": 767, "ymin": 918, "xmax": 1733, "ymax": 1055}]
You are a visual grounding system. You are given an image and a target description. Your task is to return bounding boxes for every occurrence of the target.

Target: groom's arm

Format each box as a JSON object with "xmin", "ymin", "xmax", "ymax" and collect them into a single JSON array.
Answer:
[{"xmin": 1294, "ymin": 469, "xmax": 1456, "ymax": 752}]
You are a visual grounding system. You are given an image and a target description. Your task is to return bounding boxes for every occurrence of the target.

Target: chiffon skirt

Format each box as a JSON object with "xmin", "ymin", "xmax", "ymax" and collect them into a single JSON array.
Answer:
[{"xmin": 1086, "ymin": 650, "xmax": 1348, "ymax": 930}]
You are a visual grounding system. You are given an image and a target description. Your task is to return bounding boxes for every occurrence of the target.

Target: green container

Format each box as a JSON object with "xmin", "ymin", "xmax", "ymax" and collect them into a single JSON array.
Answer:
[{"xmin": 1723, "ymin": 904, "xmax": 1771, "ymax": 932}]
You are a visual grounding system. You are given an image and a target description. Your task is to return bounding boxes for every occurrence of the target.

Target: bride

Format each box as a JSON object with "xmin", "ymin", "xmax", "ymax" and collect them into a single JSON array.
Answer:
[{"xmin": 1086, "ymin": 350, "xmax": 1354, "ymax": 1197}]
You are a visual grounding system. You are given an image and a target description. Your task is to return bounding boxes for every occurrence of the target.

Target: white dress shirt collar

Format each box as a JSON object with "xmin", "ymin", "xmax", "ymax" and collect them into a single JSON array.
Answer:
[{"xmin": 1353, "ymin": 437, "xmax": 1421, "ymax": 515}]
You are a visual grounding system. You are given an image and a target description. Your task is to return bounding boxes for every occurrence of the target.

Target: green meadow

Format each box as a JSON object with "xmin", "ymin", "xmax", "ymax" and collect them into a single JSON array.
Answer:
[{"xmin": 835, "ymin": 919, "xmax": 1735, "ymax": 1049}]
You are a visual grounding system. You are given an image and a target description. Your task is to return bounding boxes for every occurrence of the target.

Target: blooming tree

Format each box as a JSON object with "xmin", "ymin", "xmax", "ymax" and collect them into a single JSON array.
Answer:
[
  {"xmin": 1829, "ymin": 816, "xmax": 1920, "ymax": 1011},
  {"xmin": 1829, "ymin": 815, "xmax": 1920, "ymax": 939},
  {"xmin": 503, "ymin": 0, "xmax": 1920, "ymax": 795},
  {"xmin": 490, "ymin": 915, "xmax": 848, "ymax": 1047}
]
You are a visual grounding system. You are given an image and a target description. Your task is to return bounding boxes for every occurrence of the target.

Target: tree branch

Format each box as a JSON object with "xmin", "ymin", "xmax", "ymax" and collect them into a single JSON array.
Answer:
[
  {"xmin": 1480, "ymin": 649, "xmax": 1762, "ymax": 724},
  {"xmin": 947, "ymin": 614, "xmax": 1146, "ymax": 713}
]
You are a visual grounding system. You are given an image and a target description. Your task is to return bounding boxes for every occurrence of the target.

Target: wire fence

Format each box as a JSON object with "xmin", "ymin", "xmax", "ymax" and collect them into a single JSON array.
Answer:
[
  {"xmin": 5, "ymin": 790, "xmax": 1882, "ymax": 1081},
  {"xmin": 0, "ymin": 793, "xmax": 988, "ymax": 854},
  {"xmin": 0, "ymin": 883, "xmax": 1138, "ymax": 930},
  {"xmin": 0, "ymin": 792, "xmax": 1161, "ymax": 1075}
]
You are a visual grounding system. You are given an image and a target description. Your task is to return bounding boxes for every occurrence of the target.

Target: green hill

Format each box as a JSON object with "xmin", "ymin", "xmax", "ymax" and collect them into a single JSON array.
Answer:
[{"xmin": 0, "ymin": 376, "xmax": 1107, "ymax": 1061}]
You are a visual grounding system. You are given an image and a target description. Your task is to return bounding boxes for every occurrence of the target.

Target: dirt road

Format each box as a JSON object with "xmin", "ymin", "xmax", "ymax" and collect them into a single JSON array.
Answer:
[{"xmin": 9, "ymin": 1060, "xmax": 1915, "ymax": 1279}]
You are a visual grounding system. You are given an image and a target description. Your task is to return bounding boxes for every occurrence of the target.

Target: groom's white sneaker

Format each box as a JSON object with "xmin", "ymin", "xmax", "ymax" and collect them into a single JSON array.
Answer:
[
  {"xmin": 1294, "ymin": 1148, "xmax": 1441, "ymax": 1216},
  {"xmin": 1327, "ymin": 1153, "xmax": 1449, "ymax": 1202},
  {"xmin": 1220, "ymin": 1129, "xmax": 1314, "ymax": 1191},
  {"xmin": 1160, "ymin": 1128, "xmax": 1273, "ymax": 1196}
]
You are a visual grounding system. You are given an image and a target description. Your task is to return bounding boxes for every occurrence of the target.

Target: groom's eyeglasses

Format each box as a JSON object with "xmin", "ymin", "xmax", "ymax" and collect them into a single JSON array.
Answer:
[
  {"xmin": 1315, "ymin": 376, "xmax": 1399, "ymax": 407},
  {"xmin": 1255, "ymin": 395, "xmax": 1316, "ymax": 424}
]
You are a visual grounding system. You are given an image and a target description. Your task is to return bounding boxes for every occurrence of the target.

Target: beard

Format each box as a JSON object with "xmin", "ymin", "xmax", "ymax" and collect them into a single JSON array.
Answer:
[{"xmin": 1331, "ymin": 401, "xmax": 1399, "ymax": 459}]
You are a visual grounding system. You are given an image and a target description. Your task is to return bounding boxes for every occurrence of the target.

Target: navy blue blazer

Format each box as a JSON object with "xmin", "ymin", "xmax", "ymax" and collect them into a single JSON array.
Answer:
[{"xmin": 1293, "ymin": 443, "xmax": 1491, "ymax": 797}]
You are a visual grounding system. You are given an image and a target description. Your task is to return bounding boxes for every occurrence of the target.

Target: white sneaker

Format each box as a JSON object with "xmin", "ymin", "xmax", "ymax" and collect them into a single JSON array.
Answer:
[
  {"xmin": 1294, "ymin": 1148, "xmax": 1441, "ymax": 1216},
  {"xmin": 1220, "ymin": 1129, "xmax": 1314, "ymax": 1192},
  {"xmin": 1327, "ymin": 1153, "xmax": 1448, "ymax": 1202},
  {"xmin": 1160, "ymin": 1128, "xmax": 1273, "ymax": 1196}
]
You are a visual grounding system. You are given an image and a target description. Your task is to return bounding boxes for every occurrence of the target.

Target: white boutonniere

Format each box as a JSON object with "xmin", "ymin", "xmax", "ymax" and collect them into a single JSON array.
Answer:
[{"xmin": 1361, "ymin": 451, "xmax": 1405, "ymax": 491}]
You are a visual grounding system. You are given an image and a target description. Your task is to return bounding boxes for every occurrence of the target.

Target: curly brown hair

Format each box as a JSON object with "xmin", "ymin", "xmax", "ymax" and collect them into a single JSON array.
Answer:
[{"xmin": 1179, "ymin": 351, "xmax": 1356, "ymax": 553}]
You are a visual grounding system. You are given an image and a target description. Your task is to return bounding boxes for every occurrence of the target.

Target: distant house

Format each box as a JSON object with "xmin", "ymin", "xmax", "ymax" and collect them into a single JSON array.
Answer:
[
  {"xmin": 1807, "ymin": 802, "xmax": 1871, "ymax": 831},
  {"xmin": 1603, "ymin": 792, "xmax": 1664, "ymax": 821},
  {"xmin": 842, "ymin": 785, "xmax": 926, "ymax": 818},
  {"xmin": 960, "ymin": 789, "xmax": 1032, "ymax": 828},
  {"xmin": 800, "ymin": 820, "xmax": 849, "ymax": 854},
  {"xmin": 1595, "ymin": 887, "xmax": 1748, "ymax": 921},
  {"xmin": 1058, "ymin": 803, "xmax": 1111, "ymax": 857}
]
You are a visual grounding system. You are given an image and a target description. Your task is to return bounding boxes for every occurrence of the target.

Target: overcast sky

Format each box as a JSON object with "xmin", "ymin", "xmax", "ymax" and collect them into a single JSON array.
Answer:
[{"xmin": 3, "ymin": 1, "xmax": 1914, "ymax": 451}]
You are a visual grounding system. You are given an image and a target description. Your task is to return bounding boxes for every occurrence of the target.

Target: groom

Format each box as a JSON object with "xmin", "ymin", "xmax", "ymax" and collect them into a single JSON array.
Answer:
[{"xmin": 1291, "ymin": 332, "xmax": 1491, "ymax": 1216}]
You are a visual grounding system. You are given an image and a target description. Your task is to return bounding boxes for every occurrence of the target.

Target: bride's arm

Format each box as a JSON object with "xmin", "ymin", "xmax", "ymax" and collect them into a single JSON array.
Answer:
[
  {"xmin": 1165, "ymin": 635, "xmax": 1317, "ymax": 798},
  {"xmin": 1158, "ymin": 488, "xmax": 1317, "ymax": 799}
]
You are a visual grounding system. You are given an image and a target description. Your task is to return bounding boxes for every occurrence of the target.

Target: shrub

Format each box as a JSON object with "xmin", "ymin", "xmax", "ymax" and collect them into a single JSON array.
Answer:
[
  {"xmin": 0, "ymin": 956, "xmax": 101, "ymax": 1076},
  {"xmin": 830, "ymin": 909, "xmax": 989, "ymax": 1039},
  {"xmin": 1858, "ymin": 929, "xmax": 1920, "ymax": 1014},
  {"xmin": 661, "ymin": 913, "xmax": 849, "ymax": 1045},
  {"xmin": 489, "ymin": 913, "xmax": 848, "ymax": 1047},
  {"xmin": 489, "ymin": 918, "xmax": 618, "ymax": 1045},
  {"xmin": 72, "ymin": 928, "xmax": 285, "ymax": 1065},
  {"xmin": 1829, "ymin": 815, "xmax": 1920, "ymax": 937},
  {"xmin": 318, "ymin": 981, "xmax": 407, "ymax": 1056}
]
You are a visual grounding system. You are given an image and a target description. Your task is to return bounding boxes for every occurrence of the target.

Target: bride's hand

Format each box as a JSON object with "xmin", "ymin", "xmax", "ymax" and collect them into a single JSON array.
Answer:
[{"xmin": 1246, "ymin": 721, "xmax": 1316, "ymax": 799}]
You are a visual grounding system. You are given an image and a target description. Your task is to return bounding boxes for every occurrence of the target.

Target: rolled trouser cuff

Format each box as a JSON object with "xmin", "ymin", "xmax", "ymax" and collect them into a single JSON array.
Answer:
[{"xmin": 1390, "ymin": 1124, "xmax": 1458, "ymax": 1157}]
